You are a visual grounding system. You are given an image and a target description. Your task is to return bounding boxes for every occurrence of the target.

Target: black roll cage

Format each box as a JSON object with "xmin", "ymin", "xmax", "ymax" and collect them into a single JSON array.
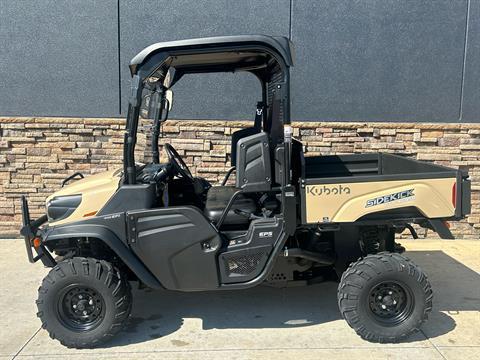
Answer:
[{"xmin": 123, "ymin": 36, "xmax": 295, "ymax": 215}]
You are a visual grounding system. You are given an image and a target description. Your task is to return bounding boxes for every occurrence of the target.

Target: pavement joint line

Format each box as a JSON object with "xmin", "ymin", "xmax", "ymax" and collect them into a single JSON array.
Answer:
[
  {"xmin": 436, "ymin": 345, "xmax": 480, "ymax": 348},
  {"xmin": 11, "ymin": 327, "xmax": 42, "ymax": 360},
  {"xmin": 11, "ymin": 345, "xmax": 438, "ymax": 356},
  {"xmin": 10, "ymin": 344, "xmax": 478, "ymax": 356},
  {"xmin": 420, "ymin": 329, "xmax": 448, "ymax": 360}
]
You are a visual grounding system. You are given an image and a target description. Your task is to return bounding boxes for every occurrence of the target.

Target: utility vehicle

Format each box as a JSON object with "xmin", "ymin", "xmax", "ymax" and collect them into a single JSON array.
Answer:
[{"xmin": 21, "ymin": 35, "xmax": 471, "ymax": 348}]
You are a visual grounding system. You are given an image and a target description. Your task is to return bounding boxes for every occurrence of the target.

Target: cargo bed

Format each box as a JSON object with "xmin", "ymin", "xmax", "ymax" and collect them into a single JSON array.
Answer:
[{"xmin": 300, "ymin": 153, "xmax": 470, "ymax": 225}]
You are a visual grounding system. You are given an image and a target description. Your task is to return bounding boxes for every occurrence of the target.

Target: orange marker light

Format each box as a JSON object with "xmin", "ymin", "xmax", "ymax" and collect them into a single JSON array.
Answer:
[
  {"xmin": 83, "ymin": 211, "xmax": 98, "ymax": 217},
  {"xmin": 443, "ymin": 221, "xmax": 451, "ymax": 229},
  {"xmin": 33, "ymin": 237, "xmax": 42, "ymax": 248}
]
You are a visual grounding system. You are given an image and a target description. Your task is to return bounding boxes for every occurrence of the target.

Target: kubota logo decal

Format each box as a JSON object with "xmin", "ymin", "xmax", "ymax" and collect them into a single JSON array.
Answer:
[
  {"xmin": 365, "ymin": 189, "xmax": 415, "ymax": 208},
  {"xmin": 306, "ymin": 185, "xmax": 351, "ymax": 196}
]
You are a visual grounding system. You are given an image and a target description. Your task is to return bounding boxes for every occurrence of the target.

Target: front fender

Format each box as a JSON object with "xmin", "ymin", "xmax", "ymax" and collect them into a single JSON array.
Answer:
[{"xmin": 44, "ymin": 223, "xmax": 163, "ymax": 289}]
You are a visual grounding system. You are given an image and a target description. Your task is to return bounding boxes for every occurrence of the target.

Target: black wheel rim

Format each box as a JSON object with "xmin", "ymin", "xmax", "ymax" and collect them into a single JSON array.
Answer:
[
  {"xmin": 368, "ymin": 280, "xmax": 414, "ymax": 326},
  {"xmin": 56, "ymin": 285, "xmax": 105, "ymax": 332}
]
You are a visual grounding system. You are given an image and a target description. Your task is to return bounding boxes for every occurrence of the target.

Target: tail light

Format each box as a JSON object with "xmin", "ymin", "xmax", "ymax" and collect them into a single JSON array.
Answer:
[{"xmin": 452, "ymin": 183, "xmax": 457, "ymax": 208}]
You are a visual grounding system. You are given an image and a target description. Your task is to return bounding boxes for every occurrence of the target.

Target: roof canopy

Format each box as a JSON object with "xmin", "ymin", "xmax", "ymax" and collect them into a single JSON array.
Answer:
[{"xmin": 129, "ymin": 35, "xmax": 294, "ymax": 78}]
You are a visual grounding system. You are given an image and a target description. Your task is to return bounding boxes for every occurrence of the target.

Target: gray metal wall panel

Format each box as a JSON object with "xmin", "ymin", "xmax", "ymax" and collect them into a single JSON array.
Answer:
[
  {"xmin": 119, "ymin": 0, "xmax": 290, "ymax": 119},
  {"xmin": 462, "ymin": 0, "xmax": 480, "ymax": 122},
  {"xmin": 0, "ymin": 1, "xmax": 478, "ymax": 123},
  {"xmin": 291, "ymin": 0, "xmax": 468, "ymax": 122},
  {"xmin": 0, "ymin": 1, "xmax": 119, "ymax": 117}
]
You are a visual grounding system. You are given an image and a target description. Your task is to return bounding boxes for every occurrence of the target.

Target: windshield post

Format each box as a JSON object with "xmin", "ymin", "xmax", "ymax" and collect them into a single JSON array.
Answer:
[{"xmin": 124, "ymin": 74, "xmax": 143, "ymax": 185}]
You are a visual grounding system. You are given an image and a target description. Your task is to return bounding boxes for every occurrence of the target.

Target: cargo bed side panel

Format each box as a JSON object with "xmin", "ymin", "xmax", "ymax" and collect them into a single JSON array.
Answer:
[{"xmin": 302, "ymin": 177, "xmax": 456, "ymax": 224}]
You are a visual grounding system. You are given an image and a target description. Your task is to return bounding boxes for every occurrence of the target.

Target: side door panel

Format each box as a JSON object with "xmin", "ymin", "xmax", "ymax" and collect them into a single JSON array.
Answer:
[
  {"xmin": 218, "ymin": 217, "xmax": 284, "ymax": 284},
  {"xmin": 127, "ymin": 206, "xmax": 221, "ymax": 291}
]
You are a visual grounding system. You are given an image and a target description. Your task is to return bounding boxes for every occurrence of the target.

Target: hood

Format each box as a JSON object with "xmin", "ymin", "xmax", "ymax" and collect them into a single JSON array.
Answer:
[{"xmin": 46, "ymin": 169, "xmax": 122, "ymax": 226}]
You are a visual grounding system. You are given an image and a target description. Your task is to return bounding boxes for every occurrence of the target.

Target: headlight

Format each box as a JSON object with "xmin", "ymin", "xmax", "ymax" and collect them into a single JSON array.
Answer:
[{"xmin": 46, "ymin": 195, "xmax": 82, "ymax": 222}]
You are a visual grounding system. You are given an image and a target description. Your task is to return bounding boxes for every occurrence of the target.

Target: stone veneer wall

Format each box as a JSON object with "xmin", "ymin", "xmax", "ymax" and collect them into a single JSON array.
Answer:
[{"xmin": 0, "ymin": 117, "xmax": 478, "ymax": 239}]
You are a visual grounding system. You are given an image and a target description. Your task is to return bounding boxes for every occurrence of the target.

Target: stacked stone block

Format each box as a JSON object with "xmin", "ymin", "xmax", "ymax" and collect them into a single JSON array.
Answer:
[{"xmin": 0, "ymin": 117, "xmax": 478, "ymax": 239}]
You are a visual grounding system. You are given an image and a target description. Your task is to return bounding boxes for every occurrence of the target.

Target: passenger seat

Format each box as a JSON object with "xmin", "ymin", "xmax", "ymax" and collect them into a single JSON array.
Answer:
[{"xmin": 203, "ymin": 186, "xmax": 256, "ymax": 226}]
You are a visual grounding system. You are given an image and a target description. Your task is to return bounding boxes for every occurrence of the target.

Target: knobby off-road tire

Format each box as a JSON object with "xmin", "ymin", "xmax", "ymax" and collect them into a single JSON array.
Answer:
[
  {"xmin": 337, "ymin": 252, "xmax": 432, "ymax": 343},
  {"xmin": 36, "ymin": 257, "xmax": 132, "ymax": 348}
]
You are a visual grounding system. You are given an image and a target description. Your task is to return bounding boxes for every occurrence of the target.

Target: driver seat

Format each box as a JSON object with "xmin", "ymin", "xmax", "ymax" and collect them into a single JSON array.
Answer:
[{"xmin": 204, "ymin": 186, "xmax": 256, "ymax": 226}]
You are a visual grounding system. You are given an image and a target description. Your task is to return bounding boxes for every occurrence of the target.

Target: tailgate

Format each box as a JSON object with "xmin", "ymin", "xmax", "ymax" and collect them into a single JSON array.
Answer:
[{"xmin": 454, "ymin": 171, "xmax": 471, "ymax": 219}]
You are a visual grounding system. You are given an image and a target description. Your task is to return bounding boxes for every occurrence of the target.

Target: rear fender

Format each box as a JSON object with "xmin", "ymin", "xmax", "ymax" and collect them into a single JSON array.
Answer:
[{"xmin": 428, "ymin": 219, "xmax": 454, "ymax": 240}]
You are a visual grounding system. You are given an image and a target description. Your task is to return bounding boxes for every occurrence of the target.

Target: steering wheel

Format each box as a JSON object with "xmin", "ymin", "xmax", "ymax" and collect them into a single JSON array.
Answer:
[{"xmin": 164, "ymin": 143, "xmax": 194, "ymax": 182}]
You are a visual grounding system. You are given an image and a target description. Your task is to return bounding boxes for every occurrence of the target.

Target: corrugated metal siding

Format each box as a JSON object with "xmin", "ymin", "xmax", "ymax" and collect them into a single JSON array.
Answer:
[{"xmin": 0, "ymin": 0, "xmax": 478, "ymax": 122}]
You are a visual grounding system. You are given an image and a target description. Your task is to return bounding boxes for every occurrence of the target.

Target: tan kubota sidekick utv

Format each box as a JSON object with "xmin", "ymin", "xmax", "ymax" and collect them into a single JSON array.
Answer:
[{"xmin": 21, "ymin": 35, "xmax": 471, "ymax": 348}]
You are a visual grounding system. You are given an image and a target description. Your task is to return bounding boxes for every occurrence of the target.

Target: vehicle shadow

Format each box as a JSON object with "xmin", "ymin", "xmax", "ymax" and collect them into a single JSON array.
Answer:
[{"xmin": 105, "ymin": 250, "xmax": 479, "ymax": 348}]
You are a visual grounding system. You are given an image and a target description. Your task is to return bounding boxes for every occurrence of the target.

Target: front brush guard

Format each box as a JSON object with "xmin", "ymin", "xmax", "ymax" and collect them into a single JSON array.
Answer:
[{"xmin": 20, "ymin": 196, "xmax": 56, "ymax": 267}]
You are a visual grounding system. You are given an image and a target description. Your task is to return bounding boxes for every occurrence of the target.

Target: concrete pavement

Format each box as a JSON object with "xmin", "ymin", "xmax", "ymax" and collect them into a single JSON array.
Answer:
[{"xmin": 1, "ymin": 239, "xmax": 479, "ymax": 359}]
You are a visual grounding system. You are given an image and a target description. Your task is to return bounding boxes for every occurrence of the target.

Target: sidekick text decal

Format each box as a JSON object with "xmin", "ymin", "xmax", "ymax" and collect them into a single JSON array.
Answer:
[{"xmin": 365, "ymin": 189, "xmax": 415, "ymax": 208}]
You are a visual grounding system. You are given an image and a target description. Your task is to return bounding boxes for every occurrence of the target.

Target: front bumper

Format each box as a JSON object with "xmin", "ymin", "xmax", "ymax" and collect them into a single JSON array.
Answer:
[{"xmin": 20, "ymin": 196, "xmax": 56, "ymax": 267}]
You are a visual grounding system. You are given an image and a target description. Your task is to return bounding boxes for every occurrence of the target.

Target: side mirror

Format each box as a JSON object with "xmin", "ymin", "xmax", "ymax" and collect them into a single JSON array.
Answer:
[
  {"xmin": 140, "ymin": 93, "xmax": 152, "ymax": 120},
  {"xmin": 140, "ymin": 87, "xmax": 173, "ymax": 122},
  {"xmin": 165, "ymin": 89, "xmax": 173, "ymax": 111}
]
